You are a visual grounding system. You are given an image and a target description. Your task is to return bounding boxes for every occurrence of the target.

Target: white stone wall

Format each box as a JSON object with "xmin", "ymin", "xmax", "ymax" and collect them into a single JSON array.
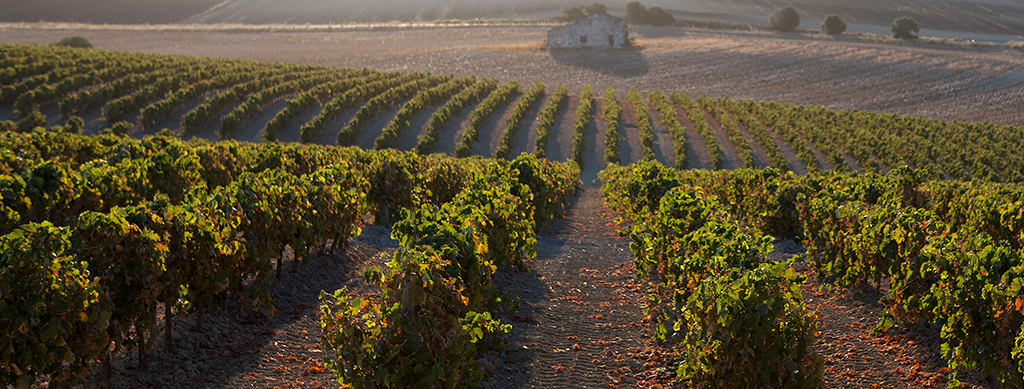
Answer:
[{"xmin": 547, "ymin": 13, "xmax": 628, "ymax": 49}]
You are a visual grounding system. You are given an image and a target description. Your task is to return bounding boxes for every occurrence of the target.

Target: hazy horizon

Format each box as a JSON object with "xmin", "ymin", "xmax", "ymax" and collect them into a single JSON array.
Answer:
[{"xmin": 1, "ymin": 0, "xmax": 1022, "ymax": 36}]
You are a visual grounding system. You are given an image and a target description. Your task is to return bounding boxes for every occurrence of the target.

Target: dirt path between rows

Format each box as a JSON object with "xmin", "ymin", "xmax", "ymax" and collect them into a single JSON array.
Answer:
[{"xmin": 485, "ymin": 187, "xmax": 647, "ymax": 388}]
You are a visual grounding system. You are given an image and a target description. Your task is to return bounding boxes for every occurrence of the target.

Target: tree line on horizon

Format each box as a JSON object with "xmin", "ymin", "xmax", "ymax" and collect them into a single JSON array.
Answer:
[
  {"xmin": 555, "ymin": 2, "xmax": 920, "ymax": 39},
  {"xmin": 770, "ymin": 5, "xmax": 920, "ymax": 39}
]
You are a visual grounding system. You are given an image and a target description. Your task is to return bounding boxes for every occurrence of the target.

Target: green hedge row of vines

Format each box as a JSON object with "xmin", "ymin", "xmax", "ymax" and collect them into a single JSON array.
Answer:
[
  {"xmin": 0, "ymin": 126, "xmax": 579, "ymax": 388},
  {"xmin": 600, "ymin": 160, "xmax": 822, "ymax": 388},
  {"xmin": 532, "ymin": 84, "xmax": 568, "ymax": 160},
  {"xmin": 601, "ymin": 161, "xmax": 1024, "ymax": 386}
]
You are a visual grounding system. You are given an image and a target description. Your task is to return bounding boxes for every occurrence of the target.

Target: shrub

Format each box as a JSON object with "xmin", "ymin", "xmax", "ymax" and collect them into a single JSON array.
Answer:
[
  {"xmin": 0, "ymin": 222, "xmax": 109, "ymax": 387},
  {"xmin": 155, "ymin": 128, "xmax": 177, "ymax": 138},
  {"xmin": 64, "ymin": 116, "xmax": 84, "ymax": 134},
  {"xmin": 644, "ymin": 7, "xmax": 675, "ymax": 26},
  {"xmin": 53, "ymin": 36, "xmax": 94, "ymax": 49},
  {"xmin": 559, "ymin": 3, "xmax": 607, "ymax": 21},
  {"xmin": 625, "ymin": 1, "xmax": 647, "ymax": 22},
  {"xmin": 769, "ymin": 6, "xmax": 800, "ymax": 32},
  {"xmin": 17, "ymin": 111, "xmax": 46, "ymax": 133},
  {"xmin": 584, "ymin": 3, "xmax": 607, "ymax": 15},
  {"xmin": 629, "ymin": 186, "xmax": 824, "ymax": 388},
  {"xmin": 625, "ymin": 2, "xmax": 675, "ymax": 26},
  {"xmin": 558, "ymin": 7, "xmax": 585, "ymax": 22},
  {"xmin": 111, "ymin": 121, "xmax": 133, "ymax": 136},
  {"xmin": 822, "ymin": 14, "xmax": 847, "ymax": 35},
  {"xmin": 891, "ymin": 16, "xmax": 919, "ymax": 39}
]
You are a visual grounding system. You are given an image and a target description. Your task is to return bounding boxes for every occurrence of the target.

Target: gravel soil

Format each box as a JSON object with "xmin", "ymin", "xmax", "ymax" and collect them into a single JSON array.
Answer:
[{"xmin": 484, "ymin": 187, "xmax": 648, "ymax": 388}]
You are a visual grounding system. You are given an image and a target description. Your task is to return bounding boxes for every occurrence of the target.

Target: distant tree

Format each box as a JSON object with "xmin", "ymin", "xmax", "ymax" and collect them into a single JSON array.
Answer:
[
  {"xmin": 645, "ymin": 7, "xmax": 675, "ymax": 26},
  {"xmin": 891, "ymin": 16, "xmax": 919, "ymax": 39},
  {"xmin": 625, "ymin": 2, "xmax": 674, "ymax": 26},
  {"xmin": 584, "ymin": 3, "xmax": 607, "ymax": 15},
  {"xmin": 769, "ymin": 6, "xmax": 800, "ymax": 32},
  {"xmin": 821, "ymin": 14, "xmax": 846, "ymax": 35},
  {"xmin": 52, "ymin": 36, "xmax": 93, "ymax": 49},
  {"xmin": 559, "ymin": 6, "xmax": 585, "ymax": 21},
  {"xmin": 625, "ymin": 2, "xmax": 647, "ymax": 22}
]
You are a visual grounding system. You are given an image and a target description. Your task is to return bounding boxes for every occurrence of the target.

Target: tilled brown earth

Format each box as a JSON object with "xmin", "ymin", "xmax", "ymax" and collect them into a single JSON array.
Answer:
[
  {"xmin": 801, "ymin": 273, "xmax": 989, "ymax": 389},
  {"xmin": 484, "ymin": 187, "xmax": 648, "ymax": 388}
]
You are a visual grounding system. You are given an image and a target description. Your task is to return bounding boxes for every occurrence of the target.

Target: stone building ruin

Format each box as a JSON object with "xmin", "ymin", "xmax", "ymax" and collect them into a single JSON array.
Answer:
[{"xmin": 547, "ymin": 13, "xmax": 628, "ymax": 50}]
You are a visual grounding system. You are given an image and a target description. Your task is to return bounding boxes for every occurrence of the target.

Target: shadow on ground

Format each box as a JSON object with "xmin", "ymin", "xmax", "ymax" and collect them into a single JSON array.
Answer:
[{"xmin": 548, "ymin": 48, "xmax": 650, "ymax": 78}]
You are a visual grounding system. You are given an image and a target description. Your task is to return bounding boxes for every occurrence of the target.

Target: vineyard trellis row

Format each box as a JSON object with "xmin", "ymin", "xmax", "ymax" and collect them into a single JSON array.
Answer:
[
  {"xmin": 602, "ymin": 162, "xmax": 1024, "ymax": 387},
  {"xmin": 532, "ymin": 83, "xmax": 568, "ymax": 160},
  {"xmin": 2, "ymin": 43, "xmax": 1024, "ymax": 183},
  {"xmin": 0, "ymin": 130, "xmax": 580, "ymax": 388}
]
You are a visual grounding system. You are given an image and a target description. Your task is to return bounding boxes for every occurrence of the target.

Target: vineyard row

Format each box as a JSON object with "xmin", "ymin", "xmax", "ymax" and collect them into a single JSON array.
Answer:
[{"xmin": 2, "ymin": 44, "xmax": 1023, "ymax": 182}]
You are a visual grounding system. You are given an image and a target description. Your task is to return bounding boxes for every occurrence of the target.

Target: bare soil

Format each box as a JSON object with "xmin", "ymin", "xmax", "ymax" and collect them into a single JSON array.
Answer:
[
  {"xmin": 393, "ymin": 101, "xmax": 447, "ymax": 152},
  {"xmin": 800, "ymin": 269, "xmax": 989, "ymax": 389},
  {"xmin": 618, "ymin": 98, "xmax": 643, "ymax": 166},
  {"xmin": 6, "ymin": 0, "xmax": 1023, "ymax": 38},
  {"xmin": 484, "ymin": 187, "xmax": 647, "ymax": 388},
  {"xmin": 795, "ymin": 129, "xmax": 834, "ymax": 171},
  {"xmin": 170, "ymin": 0, "xmax": 1024, "ymax": 37},
  {"xmin": 646, "ymin": 101, "xmax": 677, "ymax": 169},
  {"xmin": 580, "ymin": 100, "xmax": 604, "ymax": 186},
  {"xmin": 509, "ymin": 93, "xmax": 546, "ymax": 157},
  {"xmin": 547, "ymin": 95, "xmax": 577, "ymax": 163},
  {"xmin": 473, "ymin": 92, "xmax": 520, "ymax": 157},
  {"xmin": 757, "ymin": 115, "xmax": 809, "ymax": 174}
]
